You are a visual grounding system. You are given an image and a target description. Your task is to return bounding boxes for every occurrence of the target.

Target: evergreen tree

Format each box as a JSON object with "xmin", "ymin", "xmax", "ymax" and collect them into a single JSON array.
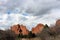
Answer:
[
  {"xmin": 44, "ymin": 24, "xmax": 49, "ymax": 28},
  {"xmin": 28, "ymin": 31, "xmax": 36, "ymax": 38}
]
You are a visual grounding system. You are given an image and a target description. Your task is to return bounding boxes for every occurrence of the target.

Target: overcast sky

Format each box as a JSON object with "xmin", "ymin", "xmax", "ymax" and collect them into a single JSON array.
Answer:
[{"xmin": 0, "ymin": 0, "xmax": 60, "ymax": 30}]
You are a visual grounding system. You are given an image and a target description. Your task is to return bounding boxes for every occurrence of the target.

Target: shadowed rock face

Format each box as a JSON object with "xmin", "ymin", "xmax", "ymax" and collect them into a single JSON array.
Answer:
[
  {"xmin": 11, "ymin": 24, "xmax": 29, "ymax": 35},
  {"xmin": 32, "ymin": 24, "xmax": 44, "ymax": 34}
]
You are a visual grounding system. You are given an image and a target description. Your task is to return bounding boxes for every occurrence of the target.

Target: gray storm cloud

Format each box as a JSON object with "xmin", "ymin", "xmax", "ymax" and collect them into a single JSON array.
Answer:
[{"xmin": 0, "ymin": 0, "xmax": 60, "ymax": 15}]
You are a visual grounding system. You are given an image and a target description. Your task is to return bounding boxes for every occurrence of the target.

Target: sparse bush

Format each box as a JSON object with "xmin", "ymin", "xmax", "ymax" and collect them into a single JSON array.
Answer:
[
  {"xmin": 17, "ymin": 31, "xmax": 36, "ymax": 38},
  {"xmin": 18, "ymin": 33, "xmax": 23, "ymax": 38},
  {"xmin": 5, "ymin": 30, "xmax": 17, "ymax": 40},
  {"xmin": 0, "ymin": 30, "xmax": 17, "ymax": 40},
  {"xmin": 23, "ymin": 35, "xmax": 28, "ymax": 38}
]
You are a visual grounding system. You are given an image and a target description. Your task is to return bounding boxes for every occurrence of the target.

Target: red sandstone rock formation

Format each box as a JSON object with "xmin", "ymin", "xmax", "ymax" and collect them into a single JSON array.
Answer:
[
  {"xmin": 32, "ymin": 23, "xmax": 44, "ymax": 34},
  {"xmin": 11, "ymin": 24, "xmax": 29, "ymax": 35}
]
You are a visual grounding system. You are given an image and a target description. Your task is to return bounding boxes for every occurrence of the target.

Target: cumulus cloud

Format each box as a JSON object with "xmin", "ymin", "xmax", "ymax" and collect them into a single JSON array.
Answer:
[{"xmin": 0, "ymin": 0, "xmax": 60, "ymax": 30}]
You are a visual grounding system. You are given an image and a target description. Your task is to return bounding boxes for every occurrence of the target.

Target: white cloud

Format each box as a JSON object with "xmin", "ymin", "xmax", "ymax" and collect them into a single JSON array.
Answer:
[
  {"xmin": 0, "ymin": 13, "xmax": 37, "ymax": 30},
  {"xmin": 0, "ymin": 0, "xmax": 60, "ymax": 30},
  {"xmin": 0, "ymin": 0, "xmax": 8, "ymax": 5},
  {"xmin": 35, "ymin": 8, "xmax": 60, "ymax": 26},
  {"xmin": 0, "ymin": 27, "xmax": 5, "ymax": 30}
]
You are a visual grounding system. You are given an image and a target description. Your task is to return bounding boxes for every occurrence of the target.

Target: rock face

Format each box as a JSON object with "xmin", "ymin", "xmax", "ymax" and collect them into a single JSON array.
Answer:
[
  {"xmin": 11, "ymin": 24, "xmax": 29, "ymax": 35},
  {"xmin": 49, "ymin": 19, "xmax": 60, "ymax": 34},
  {"xmin": 11, "ymin": 24, "xmax": 45, "ymax": 35},
  {"xmin": 56, "ymin": 19, "xmax": 60, "ymax": 26},
  {"xmin": 51, "ymin": 19, "xmax": 60, "ymax": 32},
  {"xmin": 32, "ymin": 24, "xmax": 44, "ymax": 34}
]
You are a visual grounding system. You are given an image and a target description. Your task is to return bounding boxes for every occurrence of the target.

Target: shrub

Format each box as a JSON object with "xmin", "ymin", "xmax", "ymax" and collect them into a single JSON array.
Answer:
[
  {"xmin": 0, "ymin": 30, "xmax": 17, "ymax": 40},
  {"xmin": 18, "ymin": 33, "xmax": 23, "ymax": 38},
  {"xmin": 28, "ymin": 31, "xmax": 36, "ymax": 38}
]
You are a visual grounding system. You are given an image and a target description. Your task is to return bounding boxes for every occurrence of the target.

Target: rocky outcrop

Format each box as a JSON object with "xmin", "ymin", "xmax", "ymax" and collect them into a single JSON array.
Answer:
[
  {"xmin": 11, "ymin": 24, "xmax": 29, "ymax": 35},
  {"xmin": 51, "ymin": 19, "xmax": 60, "ymax": 31},
  {"xmin": 49, "ymin": 19, "xmax": 60, "ymax": 35},
  {"xmin": 56, "ymin": 19, "xmax": 60, "ymax": 26},
  {"xmin": 32, "ymin": 24, "xmax": 44, "ymax": 34},
  {"xmin": 11, "ymin": 24, "xmax": 45, "ymax": 35}
]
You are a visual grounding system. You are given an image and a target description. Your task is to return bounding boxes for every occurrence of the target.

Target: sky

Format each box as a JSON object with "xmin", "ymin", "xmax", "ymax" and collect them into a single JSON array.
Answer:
[{"xmin": 0, "ymin": 0, "xmax": 60, "ymax": 30}]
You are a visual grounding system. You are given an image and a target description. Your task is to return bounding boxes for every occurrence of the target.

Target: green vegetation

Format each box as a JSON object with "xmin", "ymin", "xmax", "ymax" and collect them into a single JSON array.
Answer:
[
  {"xmin": 28, "ymin": 31, "xmax": 36, "ymax": 38},
  {"xmin": 18, "ymin": 31, "xmax": 36, "ymax": 38}
]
